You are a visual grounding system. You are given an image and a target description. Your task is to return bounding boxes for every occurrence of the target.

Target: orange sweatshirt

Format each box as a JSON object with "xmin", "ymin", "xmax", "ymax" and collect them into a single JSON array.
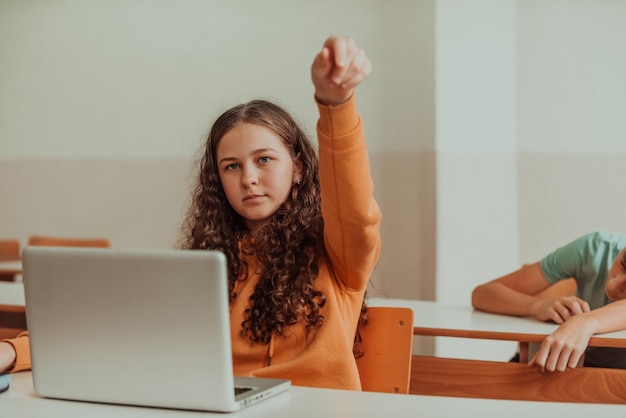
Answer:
[
  {"xmin": 3, "ymin": 95, "xmax": 381, "ymax": 390},
  {"xmin": 3, "ymin": 331, "xmax": 30, "ymax": 372},
  {"xmin": 230, "ymin": 96, "xmax": 381, "ymax": 390}
]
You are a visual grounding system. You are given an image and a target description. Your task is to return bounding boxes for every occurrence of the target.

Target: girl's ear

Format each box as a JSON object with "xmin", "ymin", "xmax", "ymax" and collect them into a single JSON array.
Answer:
[{"xmin": 293, "ymin": 153, "xmax": 304, "ymax": 183}]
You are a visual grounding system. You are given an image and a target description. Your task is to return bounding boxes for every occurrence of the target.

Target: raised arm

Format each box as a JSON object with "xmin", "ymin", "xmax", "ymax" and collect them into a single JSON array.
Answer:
[
  {"xmin": 311, "ymin": 36, "xmax": 372, "ymax": 107},
  {"xmin": 310, "ymin": 37, "xmax": 381, "ymax": 291}
]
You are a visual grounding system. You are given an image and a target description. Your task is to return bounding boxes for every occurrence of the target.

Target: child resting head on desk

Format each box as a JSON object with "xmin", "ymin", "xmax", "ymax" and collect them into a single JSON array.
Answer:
[
  {"xmin": 472, "ymin": 230, "xmax": 626, "ymax": 373},
  {"xmin": 0, "ymin": 35, "xmax": 381, "ymax": 391}
]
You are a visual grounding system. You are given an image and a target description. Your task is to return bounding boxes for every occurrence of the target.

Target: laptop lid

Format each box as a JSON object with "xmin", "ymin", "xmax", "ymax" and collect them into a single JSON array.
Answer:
[{"xmin": 21, "ymin": 246, "xmax": 289, "ymax": 412}]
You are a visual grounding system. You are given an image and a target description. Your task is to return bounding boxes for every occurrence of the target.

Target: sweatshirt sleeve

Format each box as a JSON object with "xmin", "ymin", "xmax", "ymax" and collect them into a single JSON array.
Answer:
[
  {"xmin": 2, "ymin": 331, "xmax": 31, "ymax": 373},
  {"xmin": 539, "ymin": 231, "xmax": 614, "ymax": 283},
  {"xmin": 316, "ymin": 94, "xmax": 382, "ymax": 292}
]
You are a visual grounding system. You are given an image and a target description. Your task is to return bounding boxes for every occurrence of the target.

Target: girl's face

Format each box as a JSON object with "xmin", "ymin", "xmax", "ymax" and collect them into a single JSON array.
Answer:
[
  {"xmin": 216, "ymin": 123, "xmax": 302, "ymax": 236},
  {"xmin": 605, "ymin": 247, "xmax": 626, "ymax": 301}
]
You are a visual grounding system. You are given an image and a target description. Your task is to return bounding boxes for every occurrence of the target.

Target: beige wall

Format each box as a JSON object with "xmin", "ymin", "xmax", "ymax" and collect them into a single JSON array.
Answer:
[
  {"xmin": 0, "ymin": 1, "xmax": 436, "ymax": 309},
  {"xmin": 0, "ymin": 151, "xmax": 438, "ymax": 296},
  {"xmin": 370, "ymin": 152, "xmax": 437, "ymax": 301},
  {"xmin": 518, "ymin": 153, "xmax": 626, "ymax": 263},
  {"xmin": 0, "ymin": 159, "xmax": 194, "ymax": 249}
]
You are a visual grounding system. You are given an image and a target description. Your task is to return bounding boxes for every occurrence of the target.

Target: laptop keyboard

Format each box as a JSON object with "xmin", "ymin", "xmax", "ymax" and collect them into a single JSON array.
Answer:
[{"xmin": 234, "ymin": 386, "xmax": 253, "ymax": 396}]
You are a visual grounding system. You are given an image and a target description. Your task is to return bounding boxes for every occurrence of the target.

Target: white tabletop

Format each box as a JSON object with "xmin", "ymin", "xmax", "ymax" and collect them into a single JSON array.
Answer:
[
  {"xmin": 2, "ymin": 372, "xmax": 626, "ymax": 418},
  {"xmin": 369, "ymin": 298, "xmax": 626, "ymax": 347},
  {"xmin": 0, "ymin": 282, "xmax": 25, "ymax": 307},
  {"xmin": 3, "ymin": 290, "xmax": 626, "ymax": 346},
  {"xmin": 0, "ymin": 260, "xmax": 22, "ymax": 275}
]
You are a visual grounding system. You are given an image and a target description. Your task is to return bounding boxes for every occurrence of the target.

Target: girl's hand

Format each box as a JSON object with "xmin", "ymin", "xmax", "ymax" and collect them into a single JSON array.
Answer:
[
  {"xmin": 0, "ymin": 342, "xmax": 16, "ymax": 372},
  {"xmin": 528, "ymin": 314, "xmax": 596, "ymax": 373},
  {"xmin": 311, "ymin": 36, "xmax": 372, "ymax": 107},
  {"xmin": 530, "ymin": 296, "xmax": 590, "ymax": 324}
]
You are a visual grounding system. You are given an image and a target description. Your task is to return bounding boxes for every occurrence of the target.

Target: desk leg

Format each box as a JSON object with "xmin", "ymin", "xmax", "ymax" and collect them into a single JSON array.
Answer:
[{"xmin": 519, "ymin": 342, "xmax": 529, "ymax": 363}]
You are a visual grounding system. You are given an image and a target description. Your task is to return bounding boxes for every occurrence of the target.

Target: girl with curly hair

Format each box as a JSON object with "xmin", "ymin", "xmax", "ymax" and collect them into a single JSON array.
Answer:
[
  {"xmin": 0, "ymin": 35, "xmax": 381, "ymax": 391},
  {"xmin": 178, "ymin": 35, "xmax": 381, "ymax": 390}
]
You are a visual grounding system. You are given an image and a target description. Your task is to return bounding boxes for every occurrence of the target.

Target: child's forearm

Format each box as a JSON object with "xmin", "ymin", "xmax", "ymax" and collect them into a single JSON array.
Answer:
[
  {"xmin": 582, "ymin": 299, "xmax": 626, "ymax": 335},
  {"xmin": 472, "ymin": 282, "xmax": 541, "ymax": 317}
]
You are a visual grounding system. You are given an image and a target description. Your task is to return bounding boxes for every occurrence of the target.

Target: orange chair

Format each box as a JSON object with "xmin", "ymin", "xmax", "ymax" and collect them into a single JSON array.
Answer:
[
  {"xmin": 0, "ymin": 304, "xmax": 27, "ymax": 340},
  {"xmin": 27, "ymin": 235, "xmax": 111, "ymax": 248},
  {"xmin": 0, "ymin": 239, "xmax": 21, "ymax": 282},
  {"xmin": 355, "ymin": 306, "xmax": 414, "ymax": 394},
  {"xmin": 0, "ymin": 239, "xmax": 25, "ymax": 334}
]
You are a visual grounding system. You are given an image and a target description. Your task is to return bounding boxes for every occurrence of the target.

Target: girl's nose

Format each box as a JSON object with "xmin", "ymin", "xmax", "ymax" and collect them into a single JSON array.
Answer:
[{"xmin": 242, "ymin": 166, "xmax": 259, "ymax": 186}]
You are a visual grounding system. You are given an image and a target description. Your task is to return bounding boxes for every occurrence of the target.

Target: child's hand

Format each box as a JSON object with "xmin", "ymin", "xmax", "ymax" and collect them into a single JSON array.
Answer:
[
  {"xmin": 531, "ymin": 296, "xmax": 590, "ymax": 324},
  {"xmin": 311, "ymin": 36, "xmax": 372, "ymax": 107},
  {"xmin": 528, "ymin": 314, "xmax": 595, "ymax": 373},
  {"xmin": 0, "ymin": 342, "xmax": 16, "ymax": 373}
]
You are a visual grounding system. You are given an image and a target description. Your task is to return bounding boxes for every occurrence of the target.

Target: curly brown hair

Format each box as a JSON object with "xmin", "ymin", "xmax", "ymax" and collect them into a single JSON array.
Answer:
[{"xmin": 180, "ymin": 99, "xmax": 366, "ymax": 351}]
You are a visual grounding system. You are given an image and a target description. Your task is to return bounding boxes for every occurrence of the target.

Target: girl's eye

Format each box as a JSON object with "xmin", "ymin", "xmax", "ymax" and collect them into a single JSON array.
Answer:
[
  {"xmin": 259, "ymin": 157, "xmax": 271, "ymax": 164},
  {"xmin": 226, "ymin": 163, "xmax": 239, "ymax": 171}
]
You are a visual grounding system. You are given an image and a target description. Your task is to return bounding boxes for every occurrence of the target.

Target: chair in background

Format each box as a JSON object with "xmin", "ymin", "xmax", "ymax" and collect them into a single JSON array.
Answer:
[
  {"xmin": 355, "ymin": 306, "xmax": 414, "ymax": 394},
  {"xmin": 27, "ymin": 235, "xmax": 111, "ymax": 248},
  {"xmin": 0, "ymin": 304, "xmax": 27, "ymax": 340},
  {"xmin": 0, "ymin": 239, "xmax": 21, "ymax": 282},
  {"xmin": 0, "ymin": 239, "xmax": 26, "ymax": 335}
]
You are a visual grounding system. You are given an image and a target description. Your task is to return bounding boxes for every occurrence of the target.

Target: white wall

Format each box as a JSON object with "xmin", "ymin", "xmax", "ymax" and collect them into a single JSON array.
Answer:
[
  {"xmin": 517, "ymin": 0, "xmax": 626, "ymax": 155},
  {"xmin": 446, "ymin": 0, "xmax": 626, "ymax": 360},
  {"xmin": 516, "ymin": 0, "xmax": 626, "ymax": 262},
  {"xmin": 434, "ymin": 0, "xmax": 519, "ymax": 360},
  {"xmin": 0, "ymin": 0, "xmax": 383, "ymax": 160}
]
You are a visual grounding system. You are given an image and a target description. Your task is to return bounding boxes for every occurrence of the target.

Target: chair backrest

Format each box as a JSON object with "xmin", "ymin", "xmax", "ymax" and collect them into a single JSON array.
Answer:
[
  {"xmin": 355, "ymin": 306, "xmax": 414, "ymax": 394},
  {"xmin": 0, "ymin": 239, "xmax": 21, "ymax": 282},
  {"xmin": 0, "ymin": 239, "xmax": 20, "ymax": 261},
  {"xmin": 411, "ymin": 355, "xmax": 626, "ymax": 404},
  {"xmin": 28, "ymin": 236, "xmax": 111, "ymax": 248},
  {"xmin": 0, "ymin": 305, "xmax": 27, "ymax": 340}
]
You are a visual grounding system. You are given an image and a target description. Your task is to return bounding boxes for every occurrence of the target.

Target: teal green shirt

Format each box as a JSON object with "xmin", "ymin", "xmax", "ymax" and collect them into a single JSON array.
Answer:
[
  {"xmin": 539, "ymin": 231, "xmax": 626, "ymax": 310},
  {"xmin": 539, "ymin": 231, "xmax": 626, "ymax": 369}
]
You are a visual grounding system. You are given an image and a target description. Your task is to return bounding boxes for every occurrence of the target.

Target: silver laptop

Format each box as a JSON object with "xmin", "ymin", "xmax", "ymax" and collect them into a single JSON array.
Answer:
[{"xmin": 21, "ymin": 246, "xmax": 290, "ymax": 412}]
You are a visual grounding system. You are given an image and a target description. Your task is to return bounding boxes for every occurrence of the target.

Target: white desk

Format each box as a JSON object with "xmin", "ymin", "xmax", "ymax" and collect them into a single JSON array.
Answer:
[
  {"xmin": 369, "ymin": 298, "xmax": 626, "ymax": 403},
  {"xmin": 4, "ymin": 291, "xmax": 626, "ymax": 350},
  {"xmin": 5, "ymin": 290, "xmax": 626, "ymax": 348},
  {"xmin": 370, "ymin": 298, "xmax": 626, "ymax": 351},
  {"xmin": 2, "ymin": 372, "xmax": 626, "ymax": 418},
  {"xmin": 0, "ymin": 282, "xmax": 26, "ymax": 307},
  {"xmin": 0, "ymin": 260, "xmax": 22, "ymax": 275}
]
